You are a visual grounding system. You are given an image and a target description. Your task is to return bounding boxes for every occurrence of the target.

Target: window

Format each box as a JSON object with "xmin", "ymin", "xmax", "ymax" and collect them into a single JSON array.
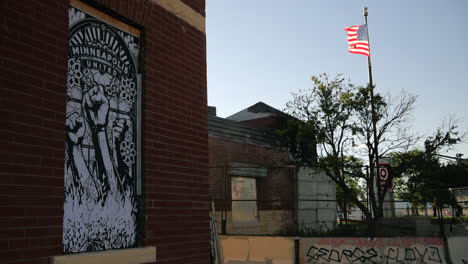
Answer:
[
  {"xmin": 231, "ymin": 176, "xmax": 258, "ymax": 222},
  {"xmin": 64, "ymin": 0, "xmax": 141, "ymax": 253}
]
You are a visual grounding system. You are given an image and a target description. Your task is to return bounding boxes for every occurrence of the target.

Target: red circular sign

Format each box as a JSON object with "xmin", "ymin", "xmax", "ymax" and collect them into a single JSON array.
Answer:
[{"xmin": 379, "ymin": 168, "xmax": 388, "ymax": 181}]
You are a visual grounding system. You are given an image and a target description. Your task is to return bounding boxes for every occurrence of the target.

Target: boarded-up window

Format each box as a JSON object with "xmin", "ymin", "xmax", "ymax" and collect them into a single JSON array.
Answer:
[
  {"xmin": 64, "ymin": 0, "xmax": 141, "ymax": 253},
  {"xmin": 231, "ymin": 176, "xmax": 258, "ymax": 222}
]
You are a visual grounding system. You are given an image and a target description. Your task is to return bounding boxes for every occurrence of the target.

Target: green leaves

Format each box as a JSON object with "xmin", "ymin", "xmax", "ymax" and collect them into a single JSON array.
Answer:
[
  {"xmin": 281, "ymin": 73, "xmax": 419, "ymax": 223},
  {"xmin": 392, "ymin": 149, "xmax": 468, "ymax": 207}
]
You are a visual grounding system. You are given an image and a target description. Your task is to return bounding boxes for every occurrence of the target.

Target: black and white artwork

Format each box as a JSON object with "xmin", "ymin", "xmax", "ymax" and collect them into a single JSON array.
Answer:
[{"xmin": 64, "ymin": 6, "xmax": 140, "ymax": 253}]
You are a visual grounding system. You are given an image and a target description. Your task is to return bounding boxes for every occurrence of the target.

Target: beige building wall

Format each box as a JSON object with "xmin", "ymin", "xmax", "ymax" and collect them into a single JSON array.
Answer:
[{"xmin": 298, "ymin": 168, "xmax": 336, "ymax": 231}]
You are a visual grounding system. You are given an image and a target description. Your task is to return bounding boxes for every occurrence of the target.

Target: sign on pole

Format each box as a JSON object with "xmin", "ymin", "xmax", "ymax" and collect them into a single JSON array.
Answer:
[{"xmin": 378, "ymin": 157, "xmax": 391, "ymax": 191}]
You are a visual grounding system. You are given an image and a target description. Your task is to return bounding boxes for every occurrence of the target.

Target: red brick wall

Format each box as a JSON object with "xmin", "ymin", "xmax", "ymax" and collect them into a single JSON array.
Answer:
[
  {"xmin": 0, "ymin": 0, "xmax": 208, "ymax": 263},
  {"xmin": 209, "ymin": 137, "xmax": 293, "ymax": 210}
]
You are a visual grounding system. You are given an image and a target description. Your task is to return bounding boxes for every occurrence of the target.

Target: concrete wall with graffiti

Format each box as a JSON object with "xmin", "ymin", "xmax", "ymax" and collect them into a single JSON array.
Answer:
[
  {"xmin": 447, "ymin": 237, "xmax": 468, "ymax": 264},
  {"xmin": 300, "ymin": 237, "xmax": 445, "ymax": 264},
  {"xmin": 218, "ymin": 236, "xmax": 468, "ymax": 264}
]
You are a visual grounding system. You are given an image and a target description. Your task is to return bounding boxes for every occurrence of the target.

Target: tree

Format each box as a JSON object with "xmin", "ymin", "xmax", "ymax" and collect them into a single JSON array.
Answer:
[
  {"xmin": 390, "ymin": 150, "xmax": 428, "ymax": 215},
  {"xmin": 280, "ymin": 73, "xmax": 418, "ymax": 234},
  {"xmin": 336, "ymin": 156, "xmax": 366, "ymax": 224},
  {"xmin": 391, "ymin": 120, "xmax": 468, "ymax": 216}
]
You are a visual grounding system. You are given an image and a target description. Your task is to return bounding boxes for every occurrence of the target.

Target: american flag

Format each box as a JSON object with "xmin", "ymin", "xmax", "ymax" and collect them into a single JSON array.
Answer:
[{"xmin": 345, "ymin": 25, "xmax": 370, "ymax": 56}]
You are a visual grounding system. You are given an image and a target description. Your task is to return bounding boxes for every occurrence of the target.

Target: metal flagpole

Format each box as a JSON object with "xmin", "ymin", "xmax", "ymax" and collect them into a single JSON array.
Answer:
[{"xmin": 363, "ymin": 7, "xmax": 380, "ymax": 216}]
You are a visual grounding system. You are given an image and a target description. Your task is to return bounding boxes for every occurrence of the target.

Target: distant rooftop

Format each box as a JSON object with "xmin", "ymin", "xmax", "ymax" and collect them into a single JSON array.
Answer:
[
  {"xmin": 226, "ymin": 102, "xmax": 289, "ymax": 122},
  {"xmin": 208, "ymin": 114, "xmax": 278, "ymax": 147}
]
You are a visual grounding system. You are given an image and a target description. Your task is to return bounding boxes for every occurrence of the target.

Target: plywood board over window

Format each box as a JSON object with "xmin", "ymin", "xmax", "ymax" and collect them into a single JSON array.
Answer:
[
  {"xmin": 63, "ymin": 0, "xmax": 142, "ymax": 254},
  {"xmin": 231, "ymin": 176, "xmax": 258, "ymax": 222}
]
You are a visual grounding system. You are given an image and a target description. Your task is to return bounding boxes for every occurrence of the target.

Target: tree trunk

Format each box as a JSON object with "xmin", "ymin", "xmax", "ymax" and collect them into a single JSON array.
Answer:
[{"xmin": 343, "ymin": 197, "xmax": 348, "ymax": 224}]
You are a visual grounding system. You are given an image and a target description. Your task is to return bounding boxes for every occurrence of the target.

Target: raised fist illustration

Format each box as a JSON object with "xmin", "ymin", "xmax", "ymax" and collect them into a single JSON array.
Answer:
[
  {"xmin": 66, "ymin": 112, "xmax": 86, "ymax": 145},
  {"xmin": 113, "ymin": 118, "xmax": 129, "ymax": 145},
  {"xmin": 83, "ymin": 84, "xmax": 109, "ymax": 132}
]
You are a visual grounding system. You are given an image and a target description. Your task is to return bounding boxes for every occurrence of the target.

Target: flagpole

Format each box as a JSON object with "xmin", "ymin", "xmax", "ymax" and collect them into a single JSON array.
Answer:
[
  {"xmin": 364, "ymin": 7, "xmax": 374, "ymax": 92},
  {"xmin": 363, "ymin": 7, "xmax": 380, "ymax": 216}
]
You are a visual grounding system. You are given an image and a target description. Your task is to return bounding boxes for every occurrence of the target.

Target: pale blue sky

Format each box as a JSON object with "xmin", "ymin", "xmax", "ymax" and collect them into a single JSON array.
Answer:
[{"xmin": 206, "ymin": 0, "xmax": 468, "ymax": 157}]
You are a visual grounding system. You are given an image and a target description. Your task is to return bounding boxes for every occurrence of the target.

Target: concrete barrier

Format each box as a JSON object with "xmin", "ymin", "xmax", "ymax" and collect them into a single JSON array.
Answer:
[
  {"xmin": 220, "ymin": 236, "xmax": 296, "ymax": 264},
  {"xmin": 300, "ymin": 237, "xmax": 446, "ymax": 264},
  {"xmin": 218, "ymin": 236, "xmax": 455, "ymax": 264},
  {"xmin": 448, "ymin": 237, "xmax": 468, "ymax": 264}
]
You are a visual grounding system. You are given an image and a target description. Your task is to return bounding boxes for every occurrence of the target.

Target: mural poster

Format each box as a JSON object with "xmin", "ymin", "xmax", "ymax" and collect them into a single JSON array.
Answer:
[{"xmin": 64, "ymin": 3, "xmax": 140, "ymax": 253}]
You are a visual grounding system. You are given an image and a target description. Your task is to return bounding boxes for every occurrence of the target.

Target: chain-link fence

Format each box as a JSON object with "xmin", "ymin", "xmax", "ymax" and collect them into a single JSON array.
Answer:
[{"xmin": 209, "ymin": 165, "xmax": 468, "ymax": 238}]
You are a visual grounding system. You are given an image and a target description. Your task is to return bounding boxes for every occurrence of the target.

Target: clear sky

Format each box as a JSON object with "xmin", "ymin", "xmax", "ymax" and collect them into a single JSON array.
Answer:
[{"xmin": 206, "ymin": 0, "xmax": 468, "ymax": 158}]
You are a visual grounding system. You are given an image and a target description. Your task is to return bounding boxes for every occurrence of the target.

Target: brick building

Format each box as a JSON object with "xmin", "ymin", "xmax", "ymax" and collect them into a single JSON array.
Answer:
[
  {"xmin": 208, "ymin": 103, "xmax": 295, "ymax": 234},
  {"xmin": 0, "ymin": 0, "xmax": 208, "ymax": 263},
  {"xmin": 209, "ymin": 103, "xmax": 337, "ymax": 235}
]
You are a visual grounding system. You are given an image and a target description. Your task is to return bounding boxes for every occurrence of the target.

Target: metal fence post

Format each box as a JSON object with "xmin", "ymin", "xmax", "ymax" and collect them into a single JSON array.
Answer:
[
  {"xmin": 222, "ymin": 166, "xmax": 227, "ymax": 235},
  {"xmin": 294, "ymin": 166, "xmax": 299, "ymax": 235}
]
